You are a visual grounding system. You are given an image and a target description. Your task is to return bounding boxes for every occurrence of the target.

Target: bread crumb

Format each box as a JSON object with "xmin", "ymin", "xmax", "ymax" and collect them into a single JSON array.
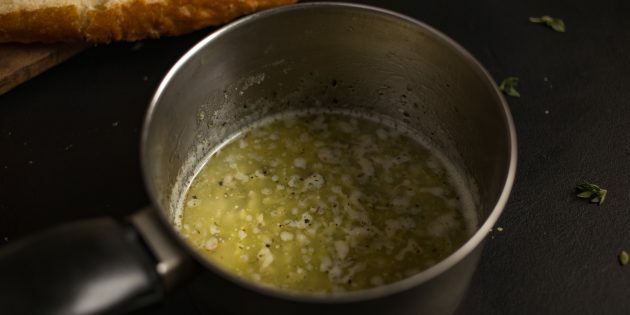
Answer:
[
  {"xmin": 497, "ymin": 227, "xmax": 504, "ymax": 232},
  {"xmin": 132, "ymin": 42, "xmax": 144, "ymax": 51}
]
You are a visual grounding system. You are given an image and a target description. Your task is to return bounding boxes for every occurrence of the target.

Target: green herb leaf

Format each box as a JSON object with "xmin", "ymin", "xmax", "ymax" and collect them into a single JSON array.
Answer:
[
  {"xmin": 619, "ymin": 250, "xmax": 629, "ymax": 266},
  {"xmin": 576, "ymin": 183, "xmax": 607, "ymax": 205},
  {"xmin": 576, "ymin": 191, "xmax": 594, "ymax": 199},
  {"xmin": 529, "ymin": 16, "xmax": 566, "ymax": 32},
  {"xmin": 499, "ymin": 77, "xmax": 520, "ymax": 97}
]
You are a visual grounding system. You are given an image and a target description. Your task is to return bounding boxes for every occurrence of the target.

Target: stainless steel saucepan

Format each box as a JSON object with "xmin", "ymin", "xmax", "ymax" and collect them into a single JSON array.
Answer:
[{"xmin": 0, "ymin": 3, "xmax": 516, "ymax": 314}]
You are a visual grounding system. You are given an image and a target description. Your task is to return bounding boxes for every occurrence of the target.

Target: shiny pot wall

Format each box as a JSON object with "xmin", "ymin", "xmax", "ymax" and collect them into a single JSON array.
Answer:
[
  {"xmin": 142, "ymin": 2, "xmax": 516, "ymax": 315},
  {"xmin": 0, "ymin": 3, "xmax": 516, "ymax": 315}
]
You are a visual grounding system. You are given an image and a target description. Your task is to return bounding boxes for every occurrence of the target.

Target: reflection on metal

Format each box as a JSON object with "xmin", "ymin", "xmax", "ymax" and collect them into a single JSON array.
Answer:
[{"xmin": 130, "ymin": 208, "xmax": 193, "ymax": 290}]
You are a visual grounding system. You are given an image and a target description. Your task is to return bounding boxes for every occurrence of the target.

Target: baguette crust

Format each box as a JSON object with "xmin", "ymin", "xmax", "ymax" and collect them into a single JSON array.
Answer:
[
  {"xmin": 0, "ymin": 6, "xmax": 83, "ymax": 43},
  {"xmin": 0, "ymin": 0, "xmax": 295, "ymax": 43}
]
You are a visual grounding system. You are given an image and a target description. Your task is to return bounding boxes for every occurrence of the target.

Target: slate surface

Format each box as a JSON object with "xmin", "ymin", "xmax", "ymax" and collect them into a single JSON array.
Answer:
[{"xmin": 1, "ymin": 0, "xmax": 629, "ymax": 314}]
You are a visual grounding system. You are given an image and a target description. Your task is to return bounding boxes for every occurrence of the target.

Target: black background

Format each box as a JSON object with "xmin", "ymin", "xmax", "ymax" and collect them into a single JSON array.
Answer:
[{"xmin": 1, "ymin": 0, "xmax": 630, "ymax": 313}]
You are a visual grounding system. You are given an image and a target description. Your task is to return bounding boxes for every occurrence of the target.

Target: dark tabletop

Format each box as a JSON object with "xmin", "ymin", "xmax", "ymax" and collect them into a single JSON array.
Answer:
[{"xmin": 1, "ymin": 0, "xmax": 629, "ymax": 314}]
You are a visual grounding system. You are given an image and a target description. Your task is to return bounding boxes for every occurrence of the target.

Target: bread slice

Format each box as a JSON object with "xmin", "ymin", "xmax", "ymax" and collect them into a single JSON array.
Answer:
[{"xmin": 0, "ymin": 0, "xmax": 295, "ymax": 43}]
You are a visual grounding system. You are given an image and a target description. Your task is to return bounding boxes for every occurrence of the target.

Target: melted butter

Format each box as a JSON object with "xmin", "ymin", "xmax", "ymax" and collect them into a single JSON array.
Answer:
[{"xmin": 180, "ymin": 112, "xmax": 474, "ymax": 293}]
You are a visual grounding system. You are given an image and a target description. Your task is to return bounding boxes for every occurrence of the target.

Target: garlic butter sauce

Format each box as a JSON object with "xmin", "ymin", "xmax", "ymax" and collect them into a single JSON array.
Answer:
[{"xmin": 177, "ymin": 111, "xmax": 477, "ymax": 293}]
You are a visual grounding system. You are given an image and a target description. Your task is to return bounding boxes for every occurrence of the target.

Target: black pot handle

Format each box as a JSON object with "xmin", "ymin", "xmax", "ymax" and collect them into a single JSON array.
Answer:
[{"xmin": 0, "ymin": 209, "xmax": 192, "ymax": 315}]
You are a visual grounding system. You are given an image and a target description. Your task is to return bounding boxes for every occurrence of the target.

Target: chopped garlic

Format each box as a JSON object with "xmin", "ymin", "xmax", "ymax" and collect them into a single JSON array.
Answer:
[
  {"xmin": 209, "ymin": 224, "xmax": 219, "ymax": 235},
  {"xmin": 204, "ymin": 238, "xmax": 218, "ymax": 251},
  {"xmin": 257, "ymin": 247, "xmax": 274, "ymax": 269},
  {"xmin": 187, "ymin": 198, "xmax": 200, "ymax": 208},
  {"xmin": 280, "ymin": 231, "xmax": 294, "ymax": 241},
  {"xmin": 294, "ymin": 157, "xmax": 306, "ymax": 168},
  {"xmin": 303, "ymin": 173, "xmax": 325, "ymax": 190},
  {"xmin": 357, "ymin": 157, "xmax": 374, "ymax": 177},
  {"xmin": 334, "ymin": 240, "xmax": 349, "ymax": 260},
  {"xmin": 238, "ymin": 230, "xmax": 247, "ymax": 239},
  {"xmin": 328, "ymin": 266, "xmax": 342, "ymax": 279},
  {"xmin": 320, "ymin": 256, "xmax": 332, "ymax": 272},
  {"xmin": 317, "ymin": 148, "xmax": 335, "ymax": 163},
  {"xmin": 288, "ymin": 175, "xmax": 300, "ymax": 188}
]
